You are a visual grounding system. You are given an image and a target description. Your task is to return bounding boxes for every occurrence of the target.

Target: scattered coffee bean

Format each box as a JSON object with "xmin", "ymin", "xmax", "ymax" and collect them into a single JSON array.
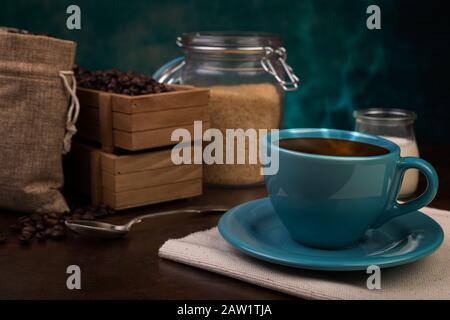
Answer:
[
  {"xmin": 18, "ymin": 216, "xmax": 31, "ymax": 224},
  {"xmin": 44, "ymin": 228, "xmax": 54, "ymax": 237},
  {"xmin": 46, "ymin": 218, "xmax": 59, "ymax": 226},
  {"xmin": 22, "ymin": 221, "xmax": 34, "ymax": 227},
  {"xmin": 50, "ymin": 229, "xmax": 66, "ymax": 240},
  {"xmin": 18, "ymin": 234, "xmax": 31, "ymax": 245},
  {"xmin": 74, "ymin": 66, "xmax": 173, "ymax": 96},
  {"xmin": 48, "ymin": 213, "xmax": 60, "ymax": 220},
  {"xmin": 22, "ymin": 226, "xmax": 36, "ymax": 235},
  {"xmin": 21, "ymin": 231, "xmax": 32, "ymax": 238},
  {"xmin": 18, "ymin": 237, "xmax": 29, "ymax": 245},
  {"xmin": 10, "ymin": 223, "xmax": 21, "ymax": 233},
  {"xmin": 35, "ymin": 232, "xmax": 46, "ymax": 242},
  {"xmin": 53, "ymin": 224, "xmax": 64, "ymax": 231},
  {"xmin": 6, "ymin": 203, "xmax": 115, "ymax": 245},
  {"xmin": 30, "ymin": 213, "xmax": 41, "ymax": 221}
]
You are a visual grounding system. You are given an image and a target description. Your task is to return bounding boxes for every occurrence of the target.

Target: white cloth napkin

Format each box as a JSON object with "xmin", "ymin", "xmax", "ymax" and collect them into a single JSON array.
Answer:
[{"xmin": 159, "ymin": 206, "xmax": 450, "ymax": 300}]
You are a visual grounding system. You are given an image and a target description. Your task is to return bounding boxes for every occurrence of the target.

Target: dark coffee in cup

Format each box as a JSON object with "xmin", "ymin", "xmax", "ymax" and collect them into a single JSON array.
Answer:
[{"xmin": 278, "ymin": 138, "xmax": 389, "ymax": 157}]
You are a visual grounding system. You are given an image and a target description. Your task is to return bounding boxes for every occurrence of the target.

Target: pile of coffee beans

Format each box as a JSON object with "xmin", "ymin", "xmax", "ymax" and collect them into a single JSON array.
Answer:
[
  {"xmin": 74, "ymin": 65, "xmax": 173, "ymax": 96},
  {"xmin": 0, "ymin": 204, "xmax": 115, "ymax": 246}
]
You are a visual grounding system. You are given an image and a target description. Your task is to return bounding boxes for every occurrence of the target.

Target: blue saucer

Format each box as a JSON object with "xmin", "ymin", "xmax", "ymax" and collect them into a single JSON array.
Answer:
[{"xmin": 218, "ymin": 198, "xmax": 444, "ymax": 271}]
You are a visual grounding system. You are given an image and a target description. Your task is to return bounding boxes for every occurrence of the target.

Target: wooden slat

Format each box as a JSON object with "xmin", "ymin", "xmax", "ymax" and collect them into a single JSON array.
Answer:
[
  {"xmin": 102, "ymin": 165, "xmax": 201, "ymax": 192},
  {"xmin": 100, "ymin": 144, "xmax": 201, "ymax": 174},
  {"xmin": 112, "ymin": 105, "xmax": 209, "ymax": 132},
  {"xmin": 111, "ymin": 88, "xmax": 210, "ymax": 114},
  {"xmin": 101, "ymin": 149, "xmax": 173, "ymax": 174},
  {"xmin": 113, "ymin": 122, "xmax": 208, "ymax": 151},
  {"xmin": 102, "ymin": 179, "xmax": 202, "ymax": 210},
  {"xmin": 77, "ymin": 85, "xmax": 192, "ymax": 107}
]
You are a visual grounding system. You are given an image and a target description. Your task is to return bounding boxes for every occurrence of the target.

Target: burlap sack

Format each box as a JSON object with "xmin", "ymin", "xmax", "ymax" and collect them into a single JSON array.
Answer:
[{"xmin": 0, "ymin": 28, "xmax": 78, "ymax": 213}]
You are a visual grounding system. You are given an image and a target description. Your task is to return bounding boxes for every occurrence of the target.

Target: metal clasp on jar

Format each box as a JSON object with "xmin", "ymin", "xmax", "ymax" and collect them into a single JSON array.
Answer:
[{"xmin": 261, "ymin": 47, "xmax": 300, "ymax": 92}]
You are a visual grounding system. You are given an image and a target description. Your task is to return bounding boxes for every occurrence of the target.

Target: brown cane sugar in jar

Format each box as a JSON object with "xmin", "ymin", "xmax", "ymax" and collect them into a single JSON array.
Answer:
[{"xmin": 204, "ymin": 83, "xmax": 281, "ymax": 186}]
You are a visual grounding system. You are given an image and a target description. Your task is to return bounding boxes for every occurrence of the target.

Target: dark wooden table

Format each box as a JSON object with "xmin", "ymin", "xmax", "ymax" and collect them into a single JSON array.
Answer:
[{"xmin": 0, "ymin": 145, "xmax": 448, "ymax": 299}]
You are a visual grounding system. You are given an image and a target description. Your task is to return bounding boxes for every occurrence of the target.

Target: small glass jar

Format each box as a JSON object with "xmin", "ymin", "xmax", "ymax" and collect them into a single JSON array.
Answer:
[
  {"xmin": 354, "ymin": 108, "xmax": 419, "ymax": 199},
  {"xmin": 154, "ymin": 32, "xmax": 299, "ymax": 186}
]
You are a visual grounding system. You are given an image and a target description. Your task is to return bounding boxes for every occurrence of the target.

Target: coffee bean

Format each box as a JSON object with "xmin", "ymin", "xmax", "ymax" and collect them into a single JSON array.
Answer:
[
  {"xmin": 22, "ymin": 226, "xmax": 36, "ymax": 235},
  {"xmin": 44, "ymin": 228, "xmax": 53, "ymax": 237},
  {"xmin": 30, "ymin": 213, "xmax": 41, "ymax": 221},
  {"xmin": 18, "ymin": 216, "xmax": 31, "ymax": 224},
  {"xmin": 10, "ymin": 223, "xmax": 22, "ymax": 233},
  {"xmin": 22, "ymin": 221, "xmax": 34, "ymax": 227},
  {"xmin": 19, "ymin": 229, "xmax": 33, "ymax": 244},
  {"xmin": 46, "ymin": 218, "xmax": 58, "ymax": 226},
  {"xmin": 50, "ymin": 230, "xmax": 66, "ymax": 240},
  {"xmin": 53, "ymin": 224, "xmax": 64, "ymax": 231},
  {"xmin": 48, "ymin": 213, "xmax": 60, "ymax": 219},
  {"xmin": 18, "ymin": 235, "xmax": 30, "ymax": 245},
  {"xmin": 21, "ymin": 231, "xmax": 32, "ymax": 239},
  {"xmin": 35, "ymin": 232, "xmax": 46, "ymax": 242}
]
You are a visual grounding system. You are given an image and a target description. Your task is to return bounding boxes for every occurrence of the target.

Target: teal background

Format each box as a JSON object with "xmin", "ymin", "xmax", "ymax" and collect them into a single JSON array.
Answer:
[{"xmin": 1, "ymin": 0, "xmax": 449, "ymax": 142}]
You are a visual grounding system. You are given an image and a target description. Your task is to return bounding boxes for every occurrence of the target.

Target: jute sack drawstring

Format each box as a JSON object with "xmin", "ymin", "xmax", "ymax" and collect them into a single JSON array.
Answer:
[{"xmin": 59, "ymin": 70, "xmax": 80, "ymax": 154}]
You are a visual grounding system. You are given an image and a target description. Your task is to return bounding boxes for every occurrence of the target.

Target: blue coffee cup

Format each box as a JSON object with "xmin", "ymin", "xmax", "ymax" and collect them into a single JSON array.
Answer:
[{"xmin": 262, "ymin": 129, "xmax": 438, "ymax": 249}]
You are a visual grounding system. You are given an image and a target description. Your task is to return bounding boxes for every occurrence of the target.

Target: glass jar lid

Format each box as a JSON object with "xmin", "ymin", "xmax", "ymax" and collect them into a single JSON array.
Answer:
[
  {"xmin": 176, "ymin": 32, "xmax": 283, "ymax": 53},
  {"xmin": 354, "ymin": 108, "xmax": 417, "ymax": 126},
  {"xmin": 177, "ymin": 32, "xmax": 298, "ymax": 91}
]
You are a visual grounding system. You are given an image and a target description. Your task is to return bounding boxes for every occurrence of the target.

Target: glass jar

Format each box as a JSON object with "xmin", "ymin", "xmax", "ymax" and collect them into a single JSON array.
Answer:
[
  {"xmin": 154, "ymin": 32, "xmax": 299, "ymax": 186},
  {"xmin": 354, "ymin": 108, "xmax": 419, "ymax": 199}
]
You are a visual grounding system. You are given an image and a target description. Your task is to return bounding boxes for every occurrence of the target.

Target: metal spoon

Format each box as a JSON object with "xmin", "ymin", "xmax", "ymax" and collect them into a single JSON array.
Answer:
[{"xmin": 65, "ymin": 207, "xmax": 228, "ymax": 239}]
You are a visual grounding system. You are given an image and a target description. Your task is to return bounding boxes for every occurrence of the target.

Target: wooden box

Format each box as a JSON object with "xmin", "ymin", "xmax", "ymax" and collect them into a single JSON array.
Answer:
[
  {"xmin": 65, "ymin": 141, "xmax": 203, "ymax": 210},
  {"xmin": 76, "ymin": 85, "xmax": 210, "ymax": 152}
]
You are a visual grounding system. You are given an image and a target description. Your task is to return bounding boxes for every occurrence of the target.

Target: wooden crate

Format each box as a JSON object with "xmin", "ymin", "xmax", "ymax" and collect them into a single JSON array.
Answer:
[
  {"xmin": 66, "ymin": 141, "xmax": 203, "ymax": 210},
  {"xmin": 76, "ymin": 85, "xmax": 210, "ymax": 152}
]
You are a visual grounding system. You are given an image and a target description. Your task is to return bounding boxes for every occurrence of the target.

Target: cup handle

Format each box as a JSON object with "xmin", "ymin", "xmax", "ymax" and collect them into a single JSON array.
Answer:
[{"xmin": 372, "ymin": 157, "xmax": 439, "ymax": 228}]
